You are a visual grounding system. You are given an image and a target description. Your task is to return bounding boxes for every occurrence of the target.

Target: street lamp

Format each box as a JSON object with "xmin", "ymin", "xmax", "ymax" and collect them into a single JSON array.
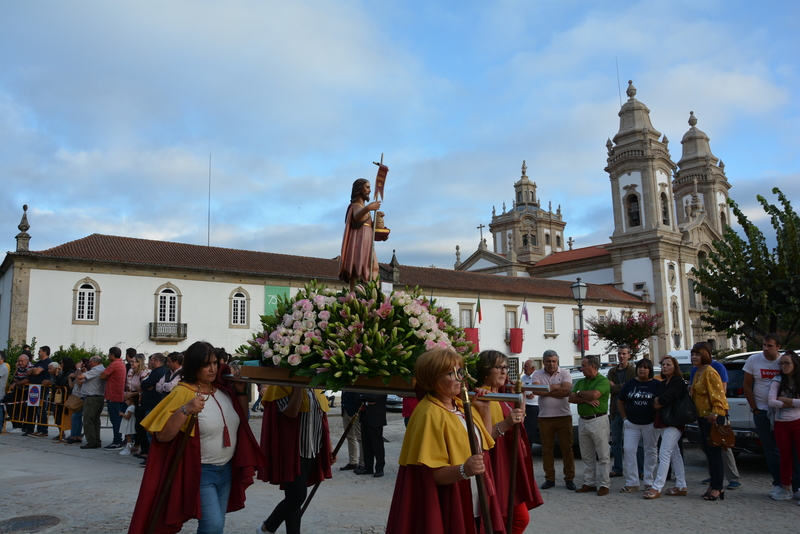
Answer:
[{"xmin": 571, "ymin": 277, "xmax": 588, "ymax": 358}]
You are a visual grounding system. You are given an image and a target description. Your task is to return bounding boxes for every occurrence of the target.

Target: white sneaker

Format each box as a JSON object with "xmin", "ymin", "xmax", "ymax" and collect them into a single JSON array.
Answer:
[
  {"xmin": 771, "ymin": 487, "xmax": 793, "ymax": 501},
  {"xmin": 119, "ymin": 444, "xmax": 131, "ymax": 456},
  {"xmin": 8, "ymin": 428, "xmax": 22, "ymax": 434},
  {"xmin": 793, "ymin": 490, "xmax": 800, "ymax": 500}
]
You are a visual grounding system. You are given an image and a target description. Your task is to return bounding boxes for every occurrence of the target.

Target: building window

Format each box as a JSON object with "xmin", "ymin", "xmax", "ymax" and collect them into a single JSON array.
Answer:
[
  {"xmin": 505, "ymin": 307, "xmax": 518, "ymax": 329},
  {"xmin": 229, "ymin": 287, "xmax": 251, "ymax": 328},
  {"xmin": 596, "ymin": 309, "xmax": 607, "ymax": 323},
  {"xmin": 154, "ymin": 283, "xmax": 182, "ymax": 324},
  {"xmin": 543, "ymin": 307, "xmax": 555, "ymax": 333},
  {"xmin": 545, "ymin": 233, "xmax": 551, "ymax": 245},
  {"xmin": 72, "ymin": 277, "xmax": 100, "ymax": 325},
  {"xmin": 459, "ymin": 304, "xmax": 474, "ymax": 328},
  {"xmin": 661, "ymin": 192, "xmax": 670, "ymax": 225},
  {"xmin": 556, "ymin": 235, "xmax": 561, "ymax": 247}
]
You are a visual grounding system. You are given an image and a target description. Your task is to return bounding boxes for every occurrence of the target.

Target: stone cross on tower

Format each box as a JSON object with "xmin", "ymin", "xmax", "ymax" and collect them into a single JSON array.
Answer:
[{"xmin": 477, "ymin": 224, "xmax": 485, "ymax": 242}]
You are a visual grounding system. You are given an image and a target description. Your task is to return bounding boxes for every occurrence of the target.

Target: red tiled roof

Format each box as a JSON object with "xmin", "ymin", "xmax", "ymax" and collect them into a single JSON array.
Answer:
[
  {"xmin": 21, "ymin": 234, "xmax": 641, "ymax": 304},
  {"xmin": 533, "ymin": 244, "xmax": 611, "ymax": 267}
]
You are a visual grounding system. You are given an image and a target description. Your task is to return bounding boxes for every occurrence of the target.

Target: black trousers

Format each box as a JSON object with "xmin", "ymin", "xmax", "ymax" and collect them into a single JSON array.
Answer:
[
  {"xmin": 264, "ymin": 456, "xmax": 314, "ymax": 534},
  {"xmin": 361, "ymin": 420, "xmax": 385, "ymax": 472}
]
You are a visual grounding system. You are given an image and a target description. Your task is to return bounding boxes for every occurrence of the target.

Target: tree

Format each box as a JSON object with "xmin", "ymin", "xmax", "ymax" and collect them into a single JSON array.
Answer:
[
  {"xmin": 585, "ymin": 309, "xmax": 664, "ymax": 358},
  {"xmin": 692, "ymin": 188, "xmax": 800, "ymax": 347}
]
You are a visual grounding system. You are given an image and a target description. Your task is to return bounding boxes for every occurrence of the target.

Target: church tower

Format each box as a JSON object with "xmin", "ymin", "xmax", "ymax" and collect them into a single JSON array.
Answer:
[
  {"xmin": 488, "ymin": 161, "xmax": 566, "ymax": 263},
  {"xmin": 673, "ymin": 111, "xmax": 732, "ymax": 235},
  {"xmin": 604, "ymin": 81, "xmax": 684, "ymax": 356}
]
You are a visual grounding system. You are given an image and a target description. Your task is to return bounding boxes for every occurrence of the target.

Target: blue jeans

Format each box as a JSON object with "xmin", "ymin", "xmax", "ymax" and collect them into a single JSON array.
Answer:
[
  {"xmin": 70, "ymin": 408, "xmax": 83, "ymax": 438},
  {"xmin": 107, "ymin": 400, "xmax": 125, "ymax": 444},
  {"xmin": 198, "ymin": 461, "xmax": 232, "ymax": 534}
]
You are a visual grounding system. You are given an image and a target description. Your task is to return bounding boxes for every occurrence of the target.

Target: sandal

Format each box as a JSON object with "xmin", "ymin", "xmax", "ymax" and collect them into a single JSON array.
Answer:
[
  {"xmin": 665, "ymin": 487, "xmax": 687, "ymax": 496},
  {"xmin": 619, "ymin": 486, "xmax": 640, "ymax": 493},
  {"xmin": 703, "ymin": 489, "xmax": 724, "ymax": 501},
  {"xmin": 643, "ymin": 488, "xmax": 661, "ymax": 499}
]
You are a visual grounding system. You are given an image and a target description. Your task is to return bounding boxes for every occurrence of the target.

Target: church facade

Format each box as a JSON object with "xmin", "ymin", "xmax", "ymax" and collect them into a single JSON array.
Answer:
[{"xmin": 457, "ymin": 81, "xmax": 737, "ymax": 358}]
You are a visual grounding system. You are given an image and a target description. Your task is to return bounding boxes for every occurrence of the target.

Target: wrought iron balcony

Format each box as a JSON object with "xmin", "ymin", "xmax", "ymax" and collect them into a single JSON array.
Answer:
[{"xmin": 149, "ymin": 322, "xmax": 187, "ymax": 341}]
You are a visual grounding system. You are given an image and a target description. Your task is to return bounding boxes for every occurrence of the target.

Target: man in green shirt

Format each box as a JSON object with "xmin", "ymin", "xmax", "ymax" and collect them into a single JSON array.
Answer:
[{"xmin": 569, "ymin": 355, "xmax": 611, "ymax": 496}]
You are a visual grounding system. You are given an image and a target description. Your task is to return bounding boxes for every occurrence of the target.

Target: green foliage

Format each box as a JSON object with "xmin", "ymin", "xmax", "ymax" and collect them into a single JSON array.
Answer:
[
  {"xmin": 585, "ymin": 309, "xmax": 664, "ymax": 358},
  {"xmin": 692, "ymin": 188, "xmax": 800, "ymax": 346},
  {"xmin": 51, "ymin": 343, "xmax": 107, "ymax": 365},
  {"xmin": 4, "ymin": 337, "xmax": 37, "ymax": 371}
]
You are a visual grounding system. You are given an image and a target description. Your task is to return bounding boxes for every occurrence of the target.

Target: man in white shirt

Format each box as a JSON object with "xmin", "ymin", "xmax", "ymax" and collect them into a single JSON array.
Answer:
[
  {"xmin": 744, "ymin": 333, "xmax": 800, "ymax": 497},
  {"xmin": 155, "ymin": 352, "xmax": 183, "ymax": 398},
  {"xmin": 520, "ymin": 358, "xmax": 539, "ymax": 445},
  {"xmin": 532, "ymin": 350, "xmax": 576, "ymax": 490}
]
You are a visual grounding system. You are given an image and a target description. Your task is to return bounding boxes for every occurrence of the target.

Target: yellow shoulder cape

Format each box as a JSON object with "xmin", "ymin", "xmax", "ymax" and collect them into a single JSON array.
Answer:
[
  {"xmin": 399, "ymin": 395, "xmax": 494, "ymax": 468},
  {"xmin": 261, "ymin": 385, "xmax": 330, "ymax": 412},
  {"xmin": 140, "ymin": 383, "xmax": 198, "ymax": 436}
]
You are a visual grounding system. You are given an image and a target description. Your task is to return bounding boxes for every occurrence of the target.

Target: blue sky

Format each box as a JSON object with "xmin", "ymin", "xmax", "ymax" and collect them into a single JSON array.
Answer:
[{"xmin": 1, "ymin": 0, "xmax": 798, "ymax": 268}]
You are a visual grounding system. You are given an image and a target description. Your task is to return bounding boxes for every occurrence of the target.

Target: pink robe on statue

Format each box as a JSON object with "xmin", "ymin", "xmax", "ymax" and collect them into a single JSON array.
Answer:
[{"xmin": 338, "ymin": 203, "xmax": 377, "ymax": 284}]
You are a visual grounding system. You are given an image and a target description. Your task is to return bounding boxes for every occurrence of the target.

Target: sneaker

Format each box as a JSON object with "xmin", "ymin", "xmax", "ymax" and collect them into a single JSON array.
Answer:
[
  {"xmin": 700, "ymin": 478, "xmax": 711, "ymax": 485},
  {"xmin": 104, "ymin": 442, "xmax": 124, "ymax": 451},
  {"xmin": 8, "ymin": 428, "xmax": 22, "ymax": 434},
  {"xmin": 769, "ymin": 486, "xmax": 783, "ymax": 498},
  {"xmin": 771, "ymin": 487, "xmax": 794, "ymax": 501},
  {"xmin": 119, "ymin": 444, "xmax": 132, "ymax": 456},
  {"xmin": 793, "ymin": 490, "xmax": 800, "ymax": 500},
  {"xmin": 726, "ymin": 481, "xmax": 742, "ymax": 490}
]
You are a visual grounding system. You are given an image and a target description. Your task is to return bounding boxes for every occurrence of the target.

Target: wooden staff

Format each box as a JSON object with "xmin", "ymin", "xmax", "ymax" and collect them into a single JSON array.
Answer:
[
  {"xmin": 146, "ymin": 414, "xmax": 197, "ymax": 534},
  {"xmin": 301, "ymin": 402, "xmax": 365, "ymax": 516},
  {"xmin": 506, "ymin": 379, "xmax": 522, "ymax": 534},
  {"xmin": 461, "ymin": 379, "xmax": 493, "ymax": 534}
]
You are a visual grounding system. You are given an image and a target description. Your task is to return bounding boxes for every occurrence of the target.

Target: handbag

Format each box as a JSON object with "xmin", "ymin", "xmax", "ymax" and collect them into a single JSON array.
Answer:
[
  {"xmin": 64, "ymin": 395, "xmax": 84, "ymax": 412},
  {"xmin": 708, "ymin": 421, "xmax": 736, "ymax": 451},
  {"xmin": 660, "ymin": 382, "xmax": 698, "ymax": 427}
]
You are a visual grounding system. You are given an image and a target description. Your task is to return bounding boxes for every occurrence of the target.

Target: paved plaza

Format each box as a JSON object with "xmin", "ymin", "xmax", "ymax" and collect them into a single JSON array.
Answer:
[{"xmin": 1, "ymin": 411, "xmax": 798, "ymax": 533}]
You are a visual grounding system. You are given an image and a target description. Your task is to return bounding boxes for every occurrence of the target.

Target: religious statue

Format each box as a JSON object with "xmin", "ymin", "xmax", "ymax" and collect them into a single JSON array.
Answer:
[{"xmin": 339, "ymin": 178, "xmax": 382, "ymax": 291}]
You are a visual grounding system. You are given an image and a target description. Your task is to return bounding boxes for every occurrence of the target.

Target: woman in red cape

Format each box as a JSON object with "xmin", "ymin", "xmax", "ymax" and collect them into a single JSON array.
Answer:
[
  {"xmin": 476, "ymin": 350, "xmax": 544, "ymax": 534},
  {"xmin": 256, "ymin": 385, "xmax": 333, "ymax": 534},
  {"xmin": 386, "ymin": 348, "xmax": 507, "ymax": 534},
  {"xmin": 128, "ymin": 342, "xmax": 265, "ymax": 534}
]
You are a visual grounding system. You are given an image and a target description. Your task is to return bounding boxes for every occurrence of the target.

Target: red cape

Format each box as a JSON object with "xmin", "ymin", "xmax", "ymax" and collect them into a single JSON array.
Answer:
[
  {"xmin": 490, "ymin": 403, "xmax": 543, "ymax": 519},
  {"xmin": 386, "ymin": 457, "xmax": 506, "ymax": 534},
  {"xmin": 258, "ymin": 398, "xmax": 333, "ymax": 488},
  {"xmin": 128, "ymin": 381, "xmax": 265, "ymax": 534}
]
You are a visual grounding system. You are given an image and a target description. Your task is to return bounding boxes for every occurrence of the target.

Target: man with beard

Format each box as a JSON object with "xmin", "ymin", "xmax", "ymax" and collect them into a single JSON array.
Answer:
[{"xmin": 338, "ymin": 178, "xmax": 382, "ymax": 292}]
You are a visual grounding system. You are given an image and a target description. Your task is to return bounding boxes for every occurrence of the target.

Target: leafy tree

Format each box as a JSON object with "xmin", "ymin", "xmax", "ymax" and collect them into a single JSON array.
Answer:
[
  {"xmin": 585, "ymin": 309, "xmax": 664, "ymax": 358},
  {"xmin": 692, "ymin": 188, "xmax": 800, "ymax": 347}
]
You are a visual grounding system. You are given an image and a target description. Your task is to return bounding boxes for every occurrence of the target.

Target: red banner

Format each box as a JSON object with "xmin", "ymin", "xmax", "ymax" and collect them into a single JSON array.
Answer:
[
  {"xmin": 509, "ymin": 328, "xmax": 523, "ymax": 354},
  {"xmin": 463, "ymin": 328, "xmax": 480, "ymax": 353},
  {"xmin": 373, "ymin": 164, "xmax": 389, "ymax": 201}
]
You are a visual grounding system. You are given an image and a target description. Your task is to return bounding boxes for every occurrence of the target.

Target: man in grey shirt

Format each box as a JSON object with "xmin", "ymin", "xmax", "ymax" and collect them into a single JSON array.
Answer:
[{"xmin": 77, "ymin": 356, "xmax": 106, "ymax": 449}]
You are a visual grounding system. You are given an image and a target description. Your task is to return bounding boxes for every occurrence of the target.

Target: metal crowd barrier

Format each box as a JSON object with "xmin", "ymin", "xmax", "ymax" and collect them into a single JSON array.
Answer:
[{"xmin": 1, "ymin": 385, "xmax": 73, "ymax": 440}]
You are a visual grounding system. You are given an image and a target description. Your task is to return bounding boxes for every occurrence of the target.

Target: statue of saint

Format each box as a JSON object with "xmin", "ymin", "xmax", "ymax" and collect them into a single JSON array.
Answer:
[{"xmin": 339, "ymin": 179, "xmax": 382, "ymax": 291}]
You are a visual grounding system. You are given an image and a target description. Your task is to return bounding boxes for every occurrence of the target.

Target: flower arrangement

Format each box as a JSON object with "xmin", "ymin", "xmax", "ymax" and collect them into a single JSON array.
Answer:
[{"xmin": 239, "ymin": 280, "xmax": 476, "ymax": 391}]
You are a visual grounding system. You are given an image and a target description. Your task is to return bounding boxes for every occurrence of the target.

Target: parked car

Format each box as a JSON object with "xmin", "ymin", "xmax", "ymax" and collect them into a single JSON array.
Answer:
[
  {"xmin": 684, "ymin": 360, "xmax": 762, "ymax": 455},
  {"xmin": 386, "ymin": 394, "xmax": 403, "ymax": 412}
]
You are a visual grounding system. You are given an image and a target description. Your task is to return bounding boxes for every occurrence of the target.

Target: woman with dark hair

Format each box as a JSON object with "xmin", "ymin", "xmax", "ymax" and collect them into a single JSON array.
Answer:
[
  {"xmin": 617, "ymin": 358, "xmax": 660, "ymax": 493},
  {"xmin": 767, "ymin": 350, "xmax": 800, "ymax": 501},
  {"xmin": 386, "ymin": 348, "xmax": 505, "ymax": 534},
  {"xmin": 256, "ymin": 382, "xmax": 334, "ymax": 534},
  {"xmin": 690, "ymin": 343, "xmax": 729, "ymax": 501},
  {"xmin": 128, "ymin": 341, "xmax": 264, "ymax": 534},
  {"xmin": 647, "ymin": 356, "xmax": 689, "ymax": 499},
  {"xmin": 475, "ymin": 350, "xmax": 542, "ymax": 533}
]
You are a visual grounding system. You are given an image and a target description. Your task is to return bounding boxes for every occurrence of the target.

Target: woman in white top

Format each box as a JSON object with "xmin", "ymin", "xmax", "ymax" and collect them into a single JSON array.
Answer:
[{"xmin": 767, "ymin": 350, "xmax": 800, "ymax": 501}]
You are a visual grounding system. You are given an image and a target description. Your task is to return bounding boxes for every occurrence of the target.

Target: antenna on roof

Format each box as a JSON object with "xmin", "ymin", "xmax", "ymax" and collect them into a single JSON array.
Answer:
[
  {"xmin": 207, "ymin": 153, "xmax": 211, "ymax": 246},
  {"xmin": 615, "ymin": 57, "xmax": 622, "ymax": 107}
]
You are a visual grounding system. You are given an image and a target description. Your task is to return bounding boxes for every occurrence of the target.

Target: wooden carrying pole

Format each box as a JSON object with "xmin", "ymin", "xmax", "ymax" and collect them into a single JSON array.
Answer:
[
  {"xmin": 460, "ymin": 381, "xmax": 493, "ymax": 534},
  {"xmin": 506, "ymin": 379, "xmax": 522, "ymax": 534},
  {"xmin": 301, "ymin": 402, "xmax": 365, "ymax": 516},
  {"xmin": 146, "ymin": 414, "xmax": 197, "ymax": 534}
]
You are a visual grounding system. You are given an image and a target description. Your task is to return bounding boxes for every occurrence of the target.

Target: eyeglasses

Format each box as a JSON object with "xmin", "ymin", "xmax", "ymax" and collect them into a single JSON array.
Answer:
[
  {"xmin": 780, "ymin": 361, "xmax": 794, "ymax": 367},
  {"xmin": 493, "ymin": 365, "xmax": 510, "ymax": 372},
  {"xmin": 445, "ymin": 368, "xmax": 466, "ymax": 381}
]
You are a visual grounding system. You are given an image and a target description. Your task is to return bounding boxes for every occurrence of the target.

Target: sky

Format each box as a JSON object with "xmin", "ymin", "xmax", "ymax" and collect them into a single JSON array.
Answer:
[{"xmin": 1, "ymin": 0, "xmax": 798, "ymax": 269}]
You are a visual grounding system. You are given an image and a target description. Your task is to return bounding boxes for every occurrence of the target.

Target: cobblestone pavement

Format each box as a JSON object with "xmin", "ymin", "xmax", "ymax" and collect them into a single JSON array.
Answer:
[{"xmin": 2, "ymin": 410, "xmax": 798, "ymax": 533}]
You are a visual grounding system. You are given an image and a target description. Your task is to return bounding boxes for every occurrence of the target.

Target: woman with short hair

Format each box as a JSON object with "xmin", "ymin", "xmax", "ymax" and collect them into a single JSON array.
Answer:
[{"xmin": 690, "ymin": 343, "xmax": 729, "ymax": 501}]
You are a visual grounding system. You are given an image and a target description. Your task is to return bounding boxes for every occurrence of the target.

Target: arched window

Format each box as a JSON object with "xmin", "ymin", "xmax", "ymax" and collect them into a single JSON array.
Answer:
[
  {"xmin": 229, "ymin": 287, "xmax": 251, "ymax": 328},
  {"xmin": 661, "ymin": 193, "xmax": 670, "ymax": 225},
  {"xmin": 720, "ymin": 211, "xmax": 727, "ymax": 229},
  {"xmin": 517, "ymin": 191, "xmax": 522, "ymax": 203},
  {"xmin": 556, "ymin": 235, "xmax": 561, "ymax": 247},
  {"xmin": 545, "ymin": 233, "xmax": 551, "ymax": 245},
  {"xmin": 72, "ymin": 277, "xmax": 100, "ymax": 325},
  {"xmin": 155, "ymin": 283, "xmax": 182, "ymax": 323},
  {"xmin": 626, "ymin": 194, "xmax": 641, "ymax": 227}
]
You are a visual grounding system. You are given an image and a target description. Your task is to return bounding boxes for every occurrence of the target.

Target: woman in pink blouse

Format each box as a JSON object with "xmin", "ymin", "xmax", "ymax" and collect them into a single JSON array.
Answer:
[{"xmin": 767, "ymin": 350, "xmax": 800, "ymax": 501}]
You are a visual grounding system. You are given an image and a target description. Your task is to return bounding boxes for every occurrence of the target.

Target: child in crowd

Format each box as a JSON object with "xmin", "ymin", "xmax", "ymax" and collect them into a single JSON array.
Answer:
[{"xmin": 118, "ymin": 397, "xmax": 137, "ymax": 456}]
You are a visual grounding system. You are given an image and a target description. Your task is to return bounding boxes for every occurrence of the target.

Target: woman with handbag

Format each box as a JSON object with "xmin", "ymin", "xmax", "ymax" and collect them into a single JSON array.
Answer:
[
  {"xmin": 647, "ymin": 356, "xmax": 690, "ymax": 499},
  {"xmin": 767, "ymin": 350, "xmax": 800, "ymax": 501},
  {"xmin": 689, "ymin": 343, "xmax": 729, "ymax": 501}
]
